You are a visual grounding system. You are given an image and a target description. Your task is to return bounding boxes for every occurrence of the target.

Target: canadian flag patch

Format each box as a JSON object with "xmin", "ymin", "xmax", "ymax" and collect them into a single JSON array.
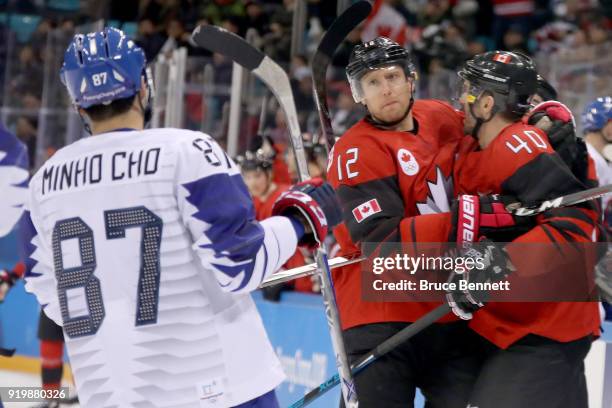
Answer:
[
  {"xmin": 352, "ymin": 198, "xmax": 382, "ymax": 223},
  {"xmin": 492, "ymin": 53, "xmax": 511, "ymax": 64}
]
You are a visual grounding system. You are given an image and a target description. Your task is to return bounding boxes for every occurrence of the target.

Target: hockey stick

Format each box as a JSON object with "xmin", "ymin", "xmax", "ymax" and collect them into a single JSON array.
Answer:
[
  {"xmin": 289, "ymin": 304, "xmax": 451, "ymax": 408},
  {"xmin": 310, "ymin": 0, "xmax": 372, "ymax": 150},
  {"xmin": 261, "ymin": 184, "xmax": 612, "ymax": 288},
  {"xmin": 191, "ymin": 25, "xmax": 360, "ymax": 407},
  {"xmin": 259, "ymin": 253, "xmax": 363, "ymax": 288},
  {"xmin": 509, "ymin": 183, "xmax": 612, "ymax": 216}
]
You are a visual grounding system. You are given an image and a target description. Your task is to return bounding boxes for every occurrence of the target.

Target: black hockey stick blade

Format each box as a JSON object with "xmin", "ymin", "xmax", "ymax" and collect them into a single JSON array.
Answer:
[
  {"xmin": 311, "ymin": 0, "xmax": 372, "ymax": 150},
  {"xmin": 509, "ymin": 184, "xmax": 612, "ymax": 216},
  {"xmin": 191, "ymin": 25, "xmax": 264, "ymax": 71}
]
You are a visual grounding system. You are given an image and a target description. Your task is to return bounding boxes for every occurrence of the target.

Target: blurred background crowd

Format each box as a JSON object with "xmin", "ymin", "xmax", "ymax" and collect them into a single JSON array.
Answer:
[{"xmin": 0, "ymin": 0, "xmax": 611, "ymax": 297}]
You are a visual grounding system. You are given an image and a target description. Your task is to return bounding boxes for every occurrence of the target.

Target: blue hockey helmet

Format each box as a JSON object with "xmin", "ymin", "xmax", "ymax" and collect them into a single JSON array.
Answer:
[
  {"xmin": 60, "ymin": 27, "xmax": 148, "ymax": 109},
  {"xmin": 581, "ymin": 96, "xmax": 612, "ymax": 133}
]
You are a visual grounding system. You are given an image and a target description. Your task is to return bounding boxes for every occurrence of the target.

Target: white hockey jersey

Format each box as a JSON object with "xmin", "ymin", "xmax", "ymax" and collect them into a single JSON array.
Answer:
[
  {"xmin": 587, "ymin": 143, "xmax": 612, "ymax": 211},
  {"xmin": 25, "ymin": 128, "xmax": 297, "ymax": 408}
]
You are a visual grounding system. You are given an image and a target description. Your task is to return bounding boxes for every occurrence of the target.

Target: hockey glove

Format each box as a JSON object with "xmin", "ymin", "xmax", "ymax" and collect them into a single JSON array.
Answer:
[
  {"xmin": 446, "ymin": 239, "xmax": 515, "ymax": 320},
  {"xmin": 450, "ymin": 194, "xmax": 536, "ymax": 244},
  {"xmin": 0, "ymin": 269, "xmax": 20, "ymax": 303},
  {"xmin": 527, "ymin": 101, "xmax": 589, "ymax": 180},
  {"xmin": 272, "ymin": 178, "xmax": 342, "ymax": 249}
]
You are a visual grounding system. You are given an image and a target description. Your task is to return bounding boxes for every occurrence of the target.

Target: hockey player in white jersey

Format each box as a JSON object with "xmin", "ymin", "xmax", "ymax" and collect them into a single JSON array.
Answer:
[
  {"xmin": 582, "ymin": 97, "xmax": 612, "ymax": 320},
  {"xmin": 582, "ymin": 96, "xmax": 612, "ymax": 214},
  {"xmin": 24, "ymin": 27, "xmax": 342, "ymax": 408}
]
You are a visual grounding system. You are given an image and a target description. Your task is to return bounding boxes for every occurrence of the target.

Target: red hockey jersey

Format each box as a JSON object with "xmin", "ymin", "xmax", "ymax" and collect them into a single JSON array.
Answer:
[
  {"xmin": 329, "ymin": 100, "xmax": 601, "ymax": 348},
  {"xmin": 327, "ymin": 99, "xmax": 464, "ymax": 330},
  {"xmin": 454, "ymin": 122, "xmax": 601, "ymax": 348}
]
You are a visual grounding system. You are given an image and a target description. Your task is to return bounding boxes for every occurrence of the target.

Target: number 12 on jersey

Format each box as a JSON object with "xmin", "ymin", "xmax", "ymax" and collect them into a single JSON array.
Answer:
[
  {"xmin": 336, "ymin": 147, "xmax": 360, "ymax": 181},
  {"xmin": 52, "ymin": 206, "xmax": 162, "ymax": 338}
]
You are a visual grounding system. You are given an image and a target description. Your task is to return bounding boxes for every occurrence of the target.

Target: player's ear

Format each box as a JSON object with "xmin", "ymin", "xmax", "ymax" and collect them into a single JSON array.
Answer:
[
  {"xmin": 480, "ymin": 94, "xmax": 495, "ymax": 115},
  {"xmin": 139, "ymin": 79, "xmax": 148, "ymax": 102},
  {"xmin": 77, "ymin": 107, "xmax": 90, "ymax": 121}
]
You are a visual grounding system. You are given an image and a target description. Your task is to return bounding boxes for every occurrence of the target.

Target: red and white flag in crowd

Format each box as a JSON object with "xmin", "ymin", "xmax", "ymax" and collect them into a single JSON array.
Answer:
[
  {"xmin": 352, "ymin": 198, "xmax": 382, "ymax": 223},
  {"xmin": 361, "ymin": 0, "xmax": 407, "ymax": 46}
]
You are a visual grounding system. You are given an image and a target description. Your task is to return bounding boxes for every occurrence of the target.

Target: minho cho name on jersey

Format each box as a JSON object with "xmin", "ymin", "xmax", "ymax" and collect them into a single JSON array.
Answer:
[{"xmin": 41, "ymin": 147, "xmax": 161, "ymax": 195}]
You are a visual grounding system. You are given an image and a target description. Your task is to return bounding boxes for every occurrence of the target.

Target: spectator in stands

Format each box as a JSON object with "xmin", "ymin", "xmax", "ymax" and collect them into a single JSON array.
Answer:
[
  {"xmin": 29, "ymin": 19, "xmax": 53, "ymax": 55},
  {"xmin": 159, "ymin": 18, "xmax": 191, "ymax": 57},
  {"xmin": 270, "ymin": 0, "xmax": 295, "ymax": 31},
  {"xmin": 290, "ymin": 61, "xmax": 316, "ymax": 129},
  {"xmin": 418, "ymin": 0, "xmax": 453, "ymax": 27},
  {"xmin": 585, "ymin": 17, "xmax": 611, "ymax": 45},
  {"xmin": 502, "ymin": 24, "xmax": 530, "ymax": 54},
  {"xmin": 466, "ymin": 38, "xmax": 487, "ymax": 56},
  {"xmin": 491, "ymin": 0, "xmax": 535, "ymax": 48},
  {"xmin": 331, "ymin": 87, "xmax": 364, "ymax": 135},
  {"xmin": 9, "ymin": 45, "xmax": 43, "ymax": 100},
  {"xmin": 244, "ymin": 0, "xmax": 270, "ymax": 36},
  {"xmin": 267, "ymin": 108, "xmax": 290, "ymax": 146},
  {"xmin": 201, "ymin": 0, "xmax": 245, "ymax": 26},
  {"xmin": 261, "ymin": 16, "xmax": 292, "ymax": 62},
  {"xmin": 139, "ymin": 0, "xmax": 178, "ymax": 28},
  {"xmin": 220, "ymin": 16, "xmax": 243, "ymax": 36},
  {"xmin": 135, "ymin": 19, "xmax": 166, "ymax": 62}
]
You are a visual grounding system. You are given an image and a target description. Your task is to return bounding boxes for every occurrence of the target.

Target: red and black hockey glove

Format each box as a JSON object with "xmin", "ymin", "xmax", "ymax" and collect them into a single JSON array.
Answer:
[
  {"xmin": 0, "ymin": 268, "xmax": 21, "ymax": 303},
  {"xmin": 446, "ymin": 239, "xmax": 515, "ymax": 320},
  {"xmin": 272, "ymin": 178, "xmax": 342, "ymax": 250},
  {"xmin": 450, "ymin": 194, "xmax": 536, "ymax": 245},
  {"xmin": 527, "ymin": 101, "xmax": 589, "ymax": 181}
]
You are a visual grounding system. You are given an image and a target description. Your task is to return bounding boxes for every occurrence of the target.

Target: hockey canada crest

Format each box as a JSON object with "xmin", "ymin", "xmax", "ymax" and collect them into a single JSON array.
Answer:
[{"xmin": 397, "ymin": 148, "xmax": 419, "ymax": 176}]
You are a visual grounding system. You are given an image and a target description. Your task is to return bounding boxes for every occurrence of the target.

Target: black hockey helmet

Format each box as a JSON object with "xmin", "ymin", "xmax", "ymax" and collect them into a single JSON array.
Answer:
[
  {"xmin": 346, "ymin": 37, "xmax": 416, "ymax": 103},
  {"xmin": 237, "ymin": 151, "xmax": 273, "ymax": 173},
  {"xmin": 458, "ymin": 51, "xmax": 537, "ymax": 117}
]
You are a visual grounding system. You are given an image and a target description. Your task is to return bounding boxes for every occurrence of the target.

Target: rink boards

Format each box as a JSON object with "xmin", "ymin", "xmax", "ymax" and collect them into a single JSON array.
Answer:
[{"xmin": 1, "ymin": 233, "xmax": 611, "ymax": 408}]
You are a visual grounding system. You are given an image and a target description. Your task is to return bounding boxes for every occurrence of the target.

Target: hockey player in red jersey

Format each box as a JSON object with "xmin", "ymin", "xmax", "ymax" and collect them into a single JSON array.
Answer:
[
  {"xmin": 328, "ymin": 37, "xmax": 602, "ymax": 407},
  {"xmin": 449, "ymin": 51, "xmax": 602, "ymax": 408}
]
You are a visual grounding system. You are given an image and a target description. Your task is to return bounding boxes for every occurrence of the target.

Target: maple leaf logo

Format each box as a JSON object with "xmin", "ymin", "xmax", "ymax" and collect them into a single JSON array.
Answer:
[{"xmin": 416, "ymin": 166, "xmax": 453, "ymax": 215}]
